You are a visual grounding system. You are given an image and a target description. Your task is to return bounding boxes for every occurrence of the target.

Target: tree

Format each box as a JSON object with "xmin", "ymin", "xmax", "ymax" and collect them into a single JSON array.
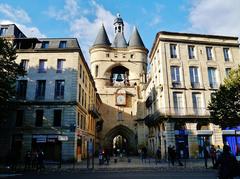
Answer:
[
  {"xmin": 208, "ymin": 66, "xmax": 240, "ymax": 129},
  {"xmin": 0, "ymin": 38, "xmax": 25, "ymax": 122}
]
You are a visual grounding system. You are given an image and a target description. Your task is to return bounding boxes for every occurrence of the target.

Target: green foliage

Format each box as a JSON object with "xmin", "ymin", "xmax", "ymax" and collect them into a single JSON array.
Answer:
[
  {"xmin": 0, "ymin": 38, "xmax": 25, "ymax": 120},
  {"xmin": 208, "ymin": 66, "xmax": 240, "ymax": 129}
]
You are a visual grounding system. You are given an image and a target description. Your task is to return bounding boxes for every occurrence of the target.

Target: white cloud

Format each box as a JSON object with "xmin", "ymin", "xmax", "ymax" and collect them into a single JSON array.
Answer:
[
  {"xmin": 0, "ymin": 20, "xmax": 46, "ymax": 38},
  {"xmin": 0, "ymin": 3, "xmax": 31, "ymax": 23},
  {"xmin": 47, "ymin": 0, "xmax": 132, "ymax": 63},
  {"xmin": 188, "ymin": 0, "xmax": 240, "ymax": 37}
]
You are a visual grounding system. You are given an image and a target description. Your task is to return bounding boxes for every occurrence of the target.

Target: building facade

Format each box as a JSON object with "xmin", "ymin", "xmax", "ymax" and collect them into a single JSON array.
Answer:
[
  {"xmin": 145, "ymin": 31, "xmax": 240, "ymax": 158},
  {"xmin": 0, "ymin": 24, "xmax": 102, "ymax": 162},
  {"xmin": 90, "ymin": 14, "xmax": 148, "ymax": 155}
]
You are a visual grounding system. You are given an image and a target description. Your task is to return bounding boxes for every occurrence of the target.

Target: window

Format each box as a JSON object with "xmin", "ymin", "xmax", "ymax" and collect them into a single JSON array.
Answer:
[
  {"xmin": 188, "ymin": 45, "xmax": 195, "ymax": 59},
  {"xmin": 206, "ymin": 47, "xmax": 213, "ymax": 60},
  {"xmin": 59, "ymin": 41, "xmax": 67, "ymax": 48},
  {"xmin": 36, "ymin": 80, "xmax": 46, "ymax": 99},
  {"xmin": 189, "ymin": 67, "xmax": 200, "ymax": 88},
  {"xmin": 117, "ymin": 111, "xmax": 123, "ymax": 120},
  {"xmin": 38, "ymin": 59, "xmax": 47, "ymax": 73},
  {"xmin": 171, "ymin": 66, "xmax": 181, "ymax": 87},
  {"xmin": 53, "ymin": 110, "xmax": 62, "ymax": 127},
  {"xmin": 106, "ymin": 53, "xmax": 110, "ymax": 58},
  {"xmin": 114, "ymin": 54, "xmax": 118, "ymax": 58},
  {"xmin": 225, "ymin": 68, "xmax": 231, "ymax": 77},
  {"xmin": 35, "ymin": 110, "xmax": 43, "ymax": 127},
  {"xmin": 170, "ymin": 44, "xmax": 177, "ymax": 58},
  {"xmin": 16, "ymin": 110, "xmax": 24, "ymax": 127},
  {"xmin": 83, "ymin": 71, "xmax": 85, "ymax": 83},
  {"xmin": 223, "ymin": 48, "xmax": 230, "ymax": 61},
  {"xmin": 0, "ymin": 28, "xmax": 7, "ymax": 36},
  {"xmin": 41, "ymin": 41, "xmax": 49, "ymax": 48},
  {"xmin": 78, "ymin": 84, "xmax": 81, "ymax": 102},
  {"xmin": 77, "ymin": 113, "xmax": 80, "ymax": 128},
  {"xmin": 57, "ymin": 59, "xmax": 64, "ymax": 73},
  {"xmin": 123, "ymin": 54, "xmax": 126, "ymax": 58},
  {"xmin": 79, "ymin": 64, "xmax": 82, "ymax": 78},
  {"xmin": 81, "ymin": 88, "xmax": 84, "ymax": 106},
  {"xmin": 208, "ymin": 67, "xmax": 217, "ymax": 88},
  {"xmin": 55, "ymin": 80, "xmax": 65, "ymax": 99},
  {"xmin": 130, "ymin": 54, "xmax": 134, "ymax": 59},
  {"xmin": 20, "ymin": 59, "xmax": 29, "ymax": 71},
  {"xmin": 173, "ymin": 92, "xmax": 184, "ymax": 114},
  {"xmin": 192, "ymin": 93, "xmax": 202, "ymax": 114},
  {"xmin": 16, "ymin": 80, "xmax": 27, "ymax": 99},
  {"xmin": 95, "ymin": 65, "xmax": 98, "ymax": 77}
]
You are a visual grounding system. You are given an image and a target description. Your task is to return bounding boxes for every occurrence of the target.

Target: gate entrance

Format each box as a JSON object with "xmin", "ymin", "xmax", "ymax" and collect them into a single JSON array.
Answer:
[{"xmin": 112, "ymin": 135, "xmax": 128, "ymax": 156}]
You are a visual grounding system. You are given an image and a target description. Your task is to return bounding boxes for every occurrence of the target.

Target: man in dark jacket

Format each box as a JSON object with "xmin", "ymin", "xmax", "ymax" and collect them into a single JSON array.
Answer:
[{"xmin": 214, "ymin": 145, "xmax": 238, "ymax": 179}]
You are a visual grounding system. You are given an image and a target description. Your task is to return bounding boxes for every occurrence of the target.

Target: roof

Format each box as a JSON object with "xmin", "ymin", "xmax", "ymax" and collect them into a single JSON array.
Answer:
[
  {"xmin": 149, "ymin": 31, "xmax": 239, "ymax": 59},
  {"xmin": 111, "ymin": 32, "xmax": 128, "ymax": 48},
  {"xmin": 128, "ymin": 26, "xmax": 145, "ymax": 48},
  {"xmin": 92, "ymin": 24, "xmax": 111, "ymax": 47}
]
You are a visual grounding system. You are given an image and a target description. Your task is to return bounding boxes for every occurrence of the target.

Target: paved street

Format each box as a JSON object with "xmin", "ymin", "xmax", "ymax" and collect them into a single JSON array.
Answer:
[{"xmin": 5, "ymin": 170, "xmax": 218, "ymax": 179}]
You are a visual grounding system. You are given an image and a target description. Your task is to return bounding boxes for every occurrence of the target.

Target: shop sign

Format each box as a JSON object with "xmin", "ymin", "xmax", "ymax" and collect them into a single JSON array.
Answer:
[
  {"xmin": 222, "ymin": 130, "xmax": 235, "ymax": 135},
  {"xmin": 58, "ymin": 135, "xmax": 68, "ymax": 141},
  {"xmin": 175, "ymin": 130, "xmax": 188, "ymax": 135},
  {"xmin": 236, "ymin": 131, "xmax": 240, "ymax": 135},
  {"xmin": 197, "ymin": 130, "xmax": 213, "ymax": 135}
]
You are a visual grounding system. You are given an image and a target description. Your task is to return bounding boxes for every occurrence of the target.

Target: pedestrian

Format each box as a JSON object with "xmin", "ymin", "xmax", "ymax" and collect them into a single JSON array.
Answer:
[
  {"xmin": 37, "ymin": 151, "xmax": 44, "ymax": 171},
  {"xmin": 168, "ymin": 145, "xmax": 172, "ymax": 166},
  {"xmin": 24, "ymin": 151, "xmax": 31, "ymax": 170},
  {"xmin": 31, "ymin": 151, "xmax": 38, "ymax": 169},
  {"xmin": 141, "ymin": 146, "xmax": 147, "ymax": 163},
  {"xmin": 155, "ymin": 146, "xmax": 161, "ymax": 164},
  {"xmin": 216, "ymin": 145, "xmax": 222, "ymax": 160},
  {"xmin": 203, "ymin": 146, "xmax": 209, "ymax": 168},
  {"xmin": 214, "ymin": 145, "xmax": 238, "ymax": 179},
  {"xmin": 210, "ymin": 145, "xmax": 217, "ymax": 166},
  {"xmin": 170, "ymin": 146, "xmax": 176, "ymax": 166},
  {"xmin": 98, "ymin": 150, "xmax": 103, "ymax": 165},
  {"xmin": 176, "ymin": 149, "xmax": 183, "ymax": 166},
  {"xmin": 105, "ymin": 148, "xmax": 110, "ymax": 165}
]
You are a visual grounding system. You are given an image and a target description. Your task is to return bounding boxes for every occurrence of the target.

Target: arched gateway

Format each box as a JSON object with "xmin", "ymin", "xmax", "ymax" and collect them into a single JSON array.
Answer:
[{"xmin": 103, "ymin": 125, "xmax": 137, "ymax": 155}]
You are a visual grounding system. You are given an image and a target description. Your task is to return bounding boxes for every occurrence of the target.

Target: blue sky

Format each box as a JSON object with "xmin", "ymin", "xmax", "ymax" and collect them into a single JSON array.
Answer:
[{"xmin": 0, "ymin": 0, "xmax": 240, "ymax": 62}]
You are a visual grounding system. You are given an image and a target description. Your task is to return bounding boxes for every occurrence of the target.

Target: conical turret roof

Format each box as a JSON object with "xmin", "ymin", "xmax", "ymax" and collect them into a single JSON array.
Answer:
[
  {"xmin": 111, "ymin": 32, "xmax": 128, "ymax": 48},
  {"xmin": 128, "ymin": 26, "xmax": 145, "ymax": 48},
  {"xmin": 92, "ymin": 24, "xmax": 111, "ymax": 46}
]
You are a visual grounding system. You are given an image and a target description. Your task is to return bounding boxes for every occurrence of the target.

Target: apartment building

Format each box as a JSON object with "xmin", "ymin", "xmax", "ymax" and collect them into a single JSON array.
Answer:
[
  {"xmin": 0, "ymin": 24, "xmax": 102, "ymax": 162},
  {"xmin": 145, "ymin": 31, "xmax": 240, "ymax": 158}
]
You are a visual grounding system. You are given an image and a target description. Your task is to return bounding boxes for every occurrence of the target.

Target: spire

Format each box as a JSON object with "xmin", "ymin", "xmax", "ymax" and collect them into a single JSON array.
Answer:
[
  {"xmin": 128, "ymin": 26, "xmax": 145, "ymax": 48},
  {"xmin": 111, "ymin": 13, "xmax": 128, "ymax": 48},
  {"xmin": 92, "ymin": 24, "xmax": 111, "ymax": 47}
]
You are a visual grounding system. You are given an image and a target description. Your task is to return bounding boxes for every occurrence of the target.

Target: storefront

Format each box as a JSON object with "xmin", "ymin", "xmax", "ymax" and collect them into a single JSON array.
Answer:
[
  {"xmin": 32, "ymin": 134, "xmax": 61, "ymax": 161},
  {"xmin": 175, "ymin": 130, "xmax": 189, "ymax": 158},
  {"xmin": 197, "ymin": 130, "xmax": 213, "ymax": 158},
  {"xmin": 222, "ymin": 128, "xmax": 240, "ymax": 156}
]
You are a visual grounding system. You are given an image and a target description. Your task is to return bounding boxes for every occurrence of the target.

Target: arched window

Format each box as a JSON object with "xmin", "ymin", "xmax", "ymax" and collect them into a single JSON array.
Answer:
[
  {"xmin": 95, "ymin": 65, "xmax": 98, "ymax": 77},
  {"xmin": 111, "ymin": 66, "xmax": 129, "ymax": 86}
]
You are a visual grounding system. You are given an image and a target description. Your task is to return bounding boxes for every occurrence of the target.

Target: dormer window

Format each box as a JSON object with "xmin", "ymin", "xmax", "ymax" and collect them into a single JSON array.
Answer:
[
  {"xmin": 41, "ymin": 41, "xmax": 49, "ymax": 48},
  {"xmin": 59, "ymin": 41, "xmax": 67, "ymax": 48},
  {"xmin": 0, "ymin": 28, "xmax": 7, "ymax": 36}
]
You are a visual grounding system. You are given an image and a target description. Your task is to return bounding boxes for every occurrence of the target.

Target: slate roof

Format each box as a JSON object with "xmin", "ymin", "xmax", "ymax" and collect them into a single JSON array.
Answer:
[
  {"xmin": 128, "ymin": 26, "xmax": 145, "ymax": 48},
  {"xmin": 111, "ymin": 32, "xmax": 128, "ymax": 48},
  {"xmin": 92, "ymin": 24, "xmax": 111, "ymax": 47}
]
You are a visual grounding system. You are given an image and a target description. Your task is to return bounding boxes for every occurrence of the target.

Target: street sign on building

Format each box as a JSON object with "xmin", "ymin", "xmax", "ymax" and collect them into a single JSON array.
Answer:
[{"xmin": 58, "ymin": 135, "xmax": 68, "ymax": 141}]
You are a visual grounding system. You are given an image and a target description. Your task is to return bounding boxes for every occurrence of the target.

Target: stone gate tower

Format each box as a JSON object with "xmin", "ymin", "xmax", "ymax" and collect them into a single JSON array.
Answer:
[{"xmin": 90, "ymin": 14, "xmax": 148, "ymax": 154}]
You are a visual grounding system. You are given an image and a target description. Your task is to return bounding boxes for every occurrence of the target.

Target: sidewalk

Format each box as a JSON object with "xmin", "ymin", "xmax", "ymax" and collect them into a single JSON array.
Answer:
[{"xmin": 0, "ymin": 157, "xmax": 215, "ymax": 174}]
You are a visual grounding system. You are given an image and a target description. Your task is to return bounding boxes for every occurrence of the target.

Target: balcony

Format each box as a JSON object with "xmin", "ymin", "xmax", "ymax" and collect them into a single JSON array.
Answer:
[
  {"xmin": 158, "ymin": 107, "xmax": 210, "ymax": 117},
  {"xmin": 88, "ymin": 104, "xmax": 100, "ymax": 119},
  {"xmin": 191, "ymin": 82, "xmax": 201, "ymax": 89},
  {"xmin": 144, "ymin": 111, "xmax": 162, "ymax": 126},
  {"xmin": 209, "ymin": 82, "xmax": 218, "ymax": 89},
  {"xmin": 172, "ymin": 81, "xmax": 183, "ymax": 88}
]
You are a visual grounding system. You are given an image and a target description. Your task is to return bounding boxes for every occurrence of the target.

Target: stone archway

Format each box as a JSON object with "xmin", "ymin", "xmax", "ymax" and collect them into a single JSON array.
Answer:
[{"xmin": 103, "ymin": 125, "xmax": 136, "ymax": 156}]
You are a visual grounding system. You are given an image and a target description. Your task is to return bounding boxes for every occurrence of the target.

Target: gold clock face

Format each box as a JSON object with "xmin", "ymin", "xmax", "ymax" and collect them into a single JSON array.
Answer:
[{"xmin": 116, "ymin": 95, "xmax": 126, "ymax": 105}]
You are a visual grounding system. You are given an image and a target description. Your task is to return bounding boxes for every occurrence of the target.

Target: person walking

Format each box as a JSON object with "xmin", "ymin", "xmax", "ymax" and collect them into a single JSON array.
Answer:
[
  {"xmin": 216, "ymin": 145, "xmax": 222, "ymax": 160},
  {"xmin": 141, "ymin": 146, "xmax": 147, "ymax": 163},
  {"xmin": 214, "ymin": 145, "xmax": 238, "ymax": 179},
  {"xmin": 24, "ymin": 151, "xmax": 31, "ymax": 171},
  {"xmin": 203, "ymin": 146, "xmax": 209, "ymax": 168},
  {"xmin": 155, "ymin": 147, "xmax": 161, "ymax": 164},
  {"xmin": 210, "ymin": 145, "xmax": 217, "ymax": 166}
]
